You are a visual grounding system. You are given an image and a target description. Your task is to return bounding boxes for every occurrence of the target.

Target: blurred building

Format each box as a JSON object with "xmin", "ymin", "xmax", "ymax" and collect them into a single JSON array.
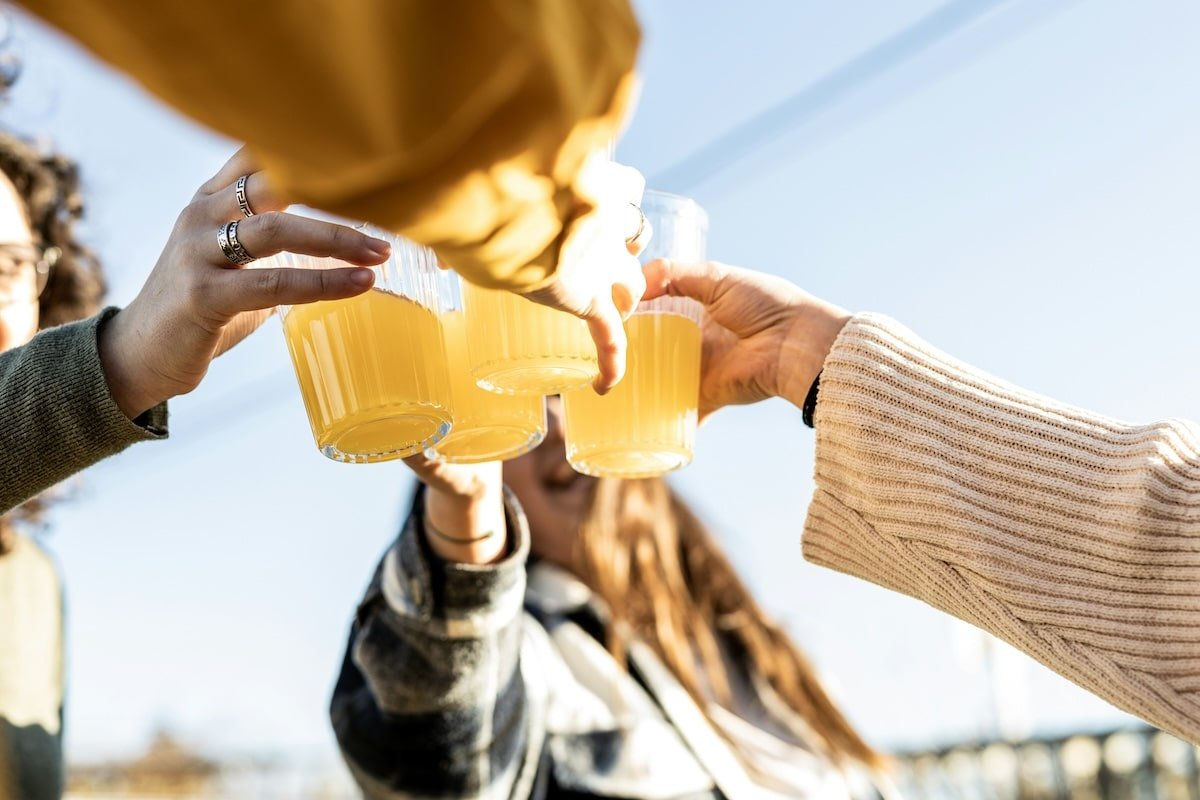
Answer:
[
  {"xmin": 891, "ymin": 727, "xmax": 1199, "ymax": 800},
  {"xmin": 67, "ymin": 730, "xmax": 218, "ymax": 797},
  {"xmin": 65, "ymin": 729, "xmax": 358, "ymax": 799}
]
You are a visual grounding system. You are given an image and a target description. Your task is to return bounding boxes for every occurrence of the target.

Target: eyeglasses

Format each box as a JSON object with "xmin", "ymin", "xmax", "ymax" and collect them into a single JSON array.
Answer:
[{"xmin": 0, "ymin": 242, "xmax": 59, "ymax": 298}]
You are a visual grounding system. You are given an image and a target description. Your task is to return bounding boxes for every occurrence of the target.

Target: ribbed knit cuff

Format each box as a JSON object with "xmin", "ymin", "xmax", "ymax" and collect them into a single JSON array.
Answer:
[{"xmin": 802, "ymin": 312, "xmax": 1200, "ymax": 743}]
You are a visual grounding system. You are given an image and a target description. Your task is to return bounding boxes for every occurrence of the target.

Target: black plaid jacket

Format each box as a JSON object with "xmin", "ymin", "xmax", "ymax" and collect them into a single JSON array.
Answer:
[{"xmin": 331, "ymin": 491, "xmax": 849, "ymax": 799}]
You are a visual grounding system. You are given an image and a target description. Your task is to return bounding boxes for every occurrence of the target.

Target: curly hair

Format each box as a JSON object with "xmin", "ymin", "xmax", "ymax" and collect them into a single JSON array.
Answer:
[
  {"xmin": 0, "ymin": 16, "xmax": 106, "ymax": 541},
  {"xmin": 0, "ymin": 131, "xmax": 105, "ymax": 539},
  {"xmin": 0, "ymin": 130, "xmax": 105, "ymax": 328}
]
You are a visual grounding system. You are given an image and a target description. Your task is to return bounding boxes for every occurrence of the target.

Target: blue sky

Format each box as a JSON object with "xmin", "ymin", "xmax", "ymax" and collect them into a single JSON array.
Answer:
[{"xmin": 8, "ymin": 0, "xmax": 1200, "ymax": 766}]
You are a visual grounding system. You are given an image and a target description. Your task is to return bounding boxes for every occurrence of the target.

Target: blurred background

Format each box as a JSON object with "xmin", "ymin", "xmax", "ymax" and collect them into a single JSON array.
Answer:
[{"xmin": 4, "ymin": 0, "xmax": 1198, "ymax": 797}]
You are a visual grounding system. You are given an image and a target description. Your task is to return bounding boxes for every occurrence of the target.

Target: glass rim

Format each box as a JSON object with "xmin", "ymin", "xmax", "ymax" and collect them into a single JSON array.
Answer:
[
  {"xmin": 634, "ymin": 295, "xmax": 703, "ymax": 322},
  {"xmin": 641, "ymin": 188, "xmax": 709, "ymax": 227}
]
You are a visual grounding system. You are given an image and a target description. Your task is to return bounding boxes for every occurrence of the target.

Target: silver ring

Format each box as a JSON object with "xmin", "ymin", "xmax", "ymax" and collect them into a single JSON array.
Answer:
[
  {"xmin": 235, "ymin": 174, "xmax": 255, "ymax": 218},
  {"xmin": 626, "ymin": 202, "xmax": 647, "ymax": 245},
  {"xmin": 218, "ymin": 220, "xmax": 255, "ymax": 265}
]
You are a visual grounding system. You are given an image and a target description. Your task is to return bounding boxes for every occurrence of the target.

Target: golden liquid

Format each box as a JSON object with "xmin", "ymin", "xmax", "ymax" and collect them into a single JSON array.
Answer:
[
  {"xmin": 462, "ymin": 283, "xmax": 598, "ymax": 395},
  {"xmin": 282, "ymin": 288, "xmax": 453, "ymax": 462},
  {"xmin": 562, "ymin": 311, "xmax": 701, "ymax": 478},
  {"xmin": 432, "ymin": 311, "xmax": 546, "ymax": 463}
]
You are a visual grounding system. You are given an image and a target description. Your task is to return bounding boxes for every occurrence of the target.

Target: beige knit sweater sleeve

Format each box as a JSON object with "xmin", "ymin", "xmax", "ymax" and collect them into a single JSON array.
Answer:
[
  {"xmin": 802, "ymin": 313, "xmax": 1200, "ymax": 742},
  {"xmin": 0, "ymin": 308, "xmax": 167, "ymax": 512}
]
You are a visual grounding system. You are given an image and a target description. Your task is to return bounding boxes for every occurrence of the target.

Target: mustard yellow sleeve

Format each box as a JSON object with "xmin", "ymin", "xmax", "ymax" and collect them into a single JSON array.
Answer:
[{"xmin": 18, "ymin": 0, "xmax": 640, "ymax": 290}]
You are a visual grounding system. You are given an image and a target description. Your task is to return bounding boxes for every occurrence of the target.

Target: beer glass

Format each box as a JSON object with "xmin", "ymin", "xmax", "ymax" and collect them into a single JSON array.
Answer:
[
  {"xmin": 562, "ymin": 190, "xmax": 706, "ymax": 477},
  {"xmin": 462, "ymin": 283, "xmax": 597, "ymax": 395},
  {"xmin": 430, "ymin": 272, "xmax": 547, "ymax": 463},
  {"xmin": 276, "ymin": 224, "xmax": 454, "ymax": 463}
]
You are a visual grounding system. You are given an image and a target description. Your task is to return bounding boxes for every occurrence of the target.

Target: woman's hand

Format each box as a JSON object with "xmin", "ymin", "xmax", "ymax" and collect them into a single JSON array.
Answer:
[
  {"xmin": 97, "ymin": 148, "xmax": 392, "ymax": 419},
  {"xmin": 642, "ymin": 259, "xmax": 851, "ymax": 420},
  {"xmin": 403, "ymin": 455, "xmax": 507, "ymax": 565},
  {"xmin": 521, "ymin": 156, "xmax": 649, "ymax": 394}
]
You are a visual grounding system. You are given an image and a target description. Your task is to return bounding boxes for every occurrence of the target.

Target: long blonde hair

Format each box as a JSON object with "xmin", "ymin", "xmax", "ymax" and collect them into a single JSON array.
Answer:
[{"xmin": 575, "ymin": 477, "xmax": 880, "ymax": 768}]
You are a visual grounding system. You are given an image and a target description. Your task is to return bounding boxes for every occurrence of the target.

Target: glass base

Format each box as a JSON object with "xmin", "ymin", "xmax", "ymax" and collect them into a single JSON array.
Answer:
[
  {"xmin": 473, "ymin": 358, "xmax": 597, "ymax": 396},
  {"xmin": 567, "ymin": 443, "xmax": 693, "ymax": 479},
  {"xmin": 430, "ymin": 425, "xmax": 546, "ymax": 464},
  {"xmin": 318, "ymin": 412, "xmax": 451, "ymax": 464}
]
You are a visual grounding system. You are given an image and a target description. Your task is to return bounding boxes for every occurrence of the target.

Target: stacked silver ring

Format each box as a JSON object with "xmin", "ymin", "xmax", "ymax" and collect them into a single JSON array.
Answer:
[
  {"xmin": 217, "ymin": 220, "xmax": 255, "ymax": 265},
  {"xmin": 235, "ymin": 175, "xmax": 255, "ymax": 218}
]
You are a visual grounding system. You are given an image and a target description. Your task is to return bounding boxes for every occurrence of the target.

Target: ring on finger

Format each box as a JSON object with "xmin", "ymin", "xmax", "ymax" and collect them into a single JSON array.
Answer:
[
  {"xmin": 217, "ymin": 220, "xmax": 256, "ymax": 266},
  {"xmin": 235, "ymin": 174, "xmax": 255, "ymax": 218},
  {"xmin": 625, "ymin": 202, "xmax": 647, "ymax": 245}
]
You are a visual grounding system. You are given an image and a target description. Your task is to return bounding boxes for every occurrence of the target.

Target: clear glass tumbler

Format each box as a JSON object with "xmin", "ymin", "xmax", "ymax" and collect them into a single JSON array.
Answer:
[
  {"xmin": 461, "ymin": 282, "xmax": 597, "ymax": 396},
  {"xmin": 430, "ymin": 271, "xmax": 547, "ymax": 463},
  {"xmin": 276, "ymin": 224, "xmax": 454, "ymax": 463},
  {"xmin": 562, "ymin": 190, "xmax": 707, "ymax": 478}
]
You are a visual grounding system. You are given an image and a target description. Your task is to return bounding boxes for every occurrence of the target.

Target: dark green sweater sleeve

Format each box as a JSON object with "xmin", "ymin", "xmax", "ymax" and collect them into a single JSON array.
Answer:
[{"xmin": 0, "ymin": 307, "xmax": 168, "ymax": 512}]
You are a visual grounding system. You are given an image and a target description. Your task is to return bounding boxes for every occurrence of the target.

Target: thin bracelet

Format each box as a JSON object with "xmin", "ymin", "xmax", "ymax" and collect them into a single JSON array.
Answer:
[
  {"xmin": 423, "ymin": 511, "xmax": 499, "ymax": 545},
  {"xmin": 802, "ymin": 372, "xmax": 822, "ymax": 429}
]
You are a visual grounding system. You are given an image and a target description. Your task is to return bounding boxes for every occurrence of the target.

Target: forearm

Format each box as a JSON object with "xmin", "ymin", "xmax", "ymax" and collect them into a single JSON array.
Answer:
[
  {"xmin": 332, "ymin": 490, "xmax": 536, "ymax": 795},
  {"xmin": 0, "ymin": 310, "xmax": 167, "ymax": 512},
  {"xmin": 802, "ymin": 313, "xmax": 1200, "ymax": 742}
]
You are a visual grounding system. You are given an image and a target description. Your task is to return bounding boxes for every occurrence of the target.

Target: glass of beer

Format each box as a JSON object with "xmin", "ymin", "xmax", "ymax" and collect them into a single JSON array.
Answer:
[
  {"xmin": 562, "ymin": 190, "xmax": 707, "ymax": 478},
  {"xmin": 275, "ymin": 224, "xmax": 454, "ymax": 463},
  {"xmin": 430, "ymin": 272, "xmax": 547, "ymax": 463},
  {"xmin": 462, "ymin": 283, "xmax": 597, "ymax": 395}
]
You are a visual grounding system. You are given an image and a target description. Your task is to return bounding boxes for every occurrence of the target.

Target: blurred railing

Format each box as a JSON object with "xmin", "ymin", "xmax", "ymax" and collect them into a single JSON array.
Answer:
[{"xmin": 890, "ymin": 728, "xmax": 1199, "ymax": 800}]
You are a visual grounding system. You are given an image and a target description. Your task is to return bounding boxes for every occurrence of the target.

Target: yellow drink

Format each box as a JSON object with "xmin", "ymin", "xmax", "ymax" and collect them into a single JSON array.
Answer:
[
  {"xmin": 462, "ymin": 283, "xmax": 598, "ymax": 395},
  {"xmin": 562, "ymin": 311, "xmax": 701, "ymax": 478},
  {"xmin": 282, "ymin": 288, "xmax": 453, "ymax": 462},
  {"xmin": 432, "ymin": 311, "xmax": 546, "ymax": 463}
]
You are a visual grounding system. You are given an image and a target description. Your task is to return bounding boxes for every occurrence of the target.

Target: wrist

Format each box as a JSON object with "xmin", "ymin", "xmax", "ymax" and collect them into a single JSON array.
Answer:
[
  {"xmin": 424, "ymin": 481, "xmax": 507, "ymax": 565},
  {"xmin": 779, "ymin": 301, "xmax": 851, "ymax": 411},
  {"xmin": 97, "ymin": 307, "xmax": 167, "ymax": 420}
]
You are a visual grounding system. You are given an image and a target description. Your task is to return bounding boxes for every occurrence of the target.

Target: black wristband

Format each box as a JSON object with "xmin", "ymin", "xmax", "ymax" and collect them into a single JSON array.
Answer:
[{"xmin": 801, "ymin": 372, "xmax": 821, "ymax": 429}]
